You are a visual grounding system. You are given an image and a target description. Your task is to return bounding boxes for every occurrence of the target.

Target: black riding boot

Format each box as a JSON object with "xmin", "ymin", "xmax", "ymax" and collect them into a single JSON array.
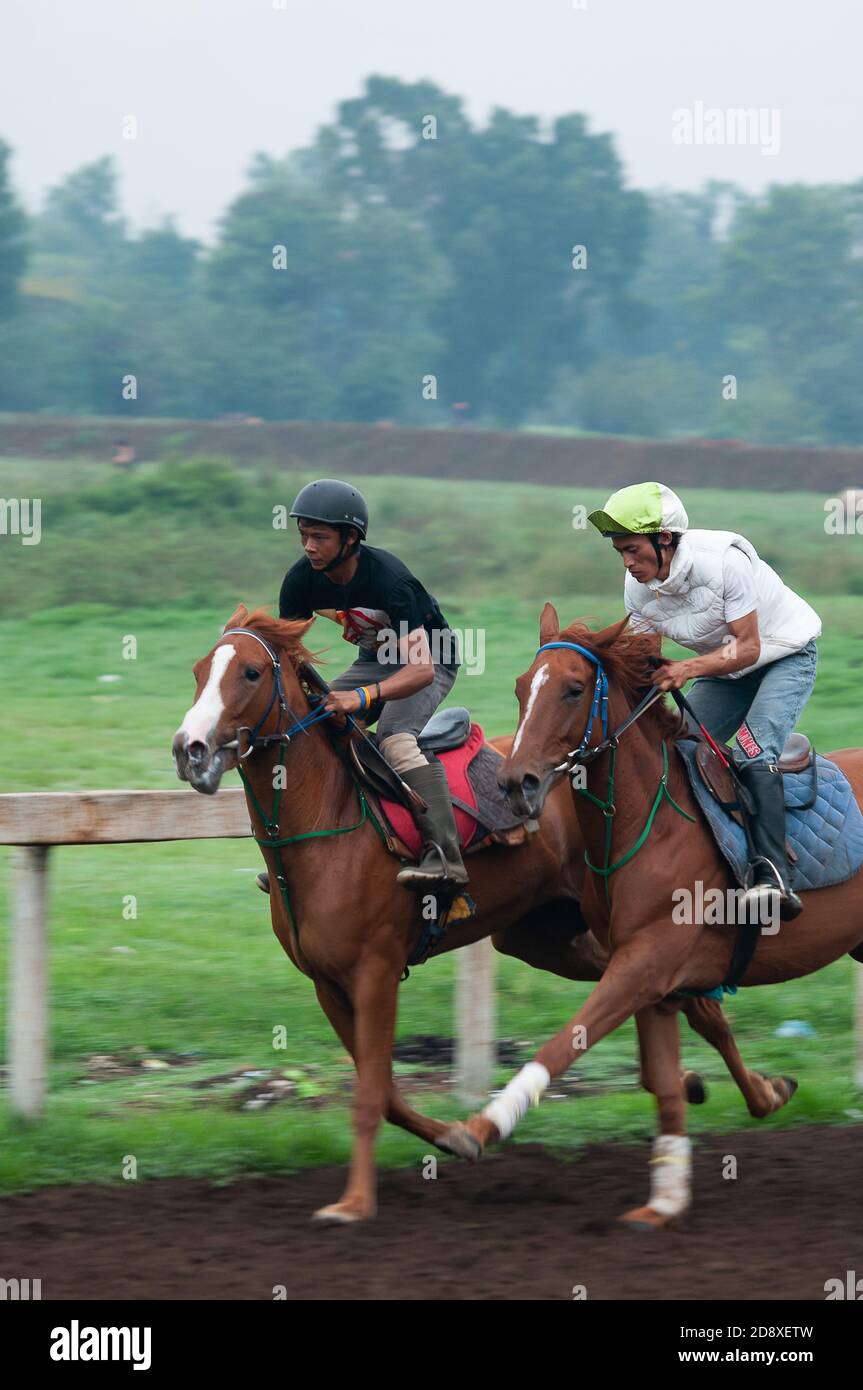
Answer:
[
  {"xmin": 736, "ymin": 761, "xmax": 803, "ymax": 921},
  {"xmin": 395, "ymin": 761, "xmax": 470, "ymax": 888}
]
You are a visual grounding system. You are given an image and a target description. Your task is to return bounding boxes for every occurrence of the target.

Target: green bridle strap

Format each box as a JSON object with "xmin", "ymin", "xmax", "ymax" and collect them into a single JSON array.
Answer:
[
  {"xmin": 237, "ymin": 741, "xmax": 388, "ymax": 945},
  {"xmin": 578, "ymin": 741, "xmax": 697, "ymax": 907}
]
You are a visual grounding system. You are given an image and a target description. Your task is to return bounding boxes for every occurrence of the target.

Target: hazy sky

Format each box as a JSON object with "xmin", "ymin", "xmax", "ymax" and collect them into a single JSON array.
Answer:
[{"xmin": 3, "ymin": 0, "xmax": 861, "ymax": 243}]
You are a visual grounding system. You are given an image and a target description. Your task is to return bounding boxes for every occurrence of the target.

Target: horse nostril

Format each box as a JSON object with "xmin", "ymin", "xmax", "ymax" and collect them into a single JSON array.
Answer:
[
  {"xmin": 187, "ymin": 740, "xmax": 207, "ymax": 764},
  {"xmin": 521, "ymin": 774, "xmax": 540, "ymax": 799}
]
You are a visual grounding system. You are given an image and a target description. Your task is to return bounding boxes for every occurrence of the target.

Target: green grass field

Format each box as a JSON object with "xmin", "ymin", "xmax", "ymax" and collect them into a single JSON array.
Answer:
[{"xmin": 1, "ymin": 455, "xmax": 861, "ymax": 1192}]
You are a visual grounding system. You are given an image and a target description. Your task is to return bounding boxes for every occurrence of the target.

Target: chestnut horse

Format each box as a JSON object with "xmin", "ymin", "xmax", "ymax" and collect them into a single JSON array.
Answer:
[
  {"xmin": 442, "ymin": 606, "xmax": 863, "ymax": 1227},
  {"xmin": 172, "ymin": 606, "xmax": 794, "ymax": 1224}
]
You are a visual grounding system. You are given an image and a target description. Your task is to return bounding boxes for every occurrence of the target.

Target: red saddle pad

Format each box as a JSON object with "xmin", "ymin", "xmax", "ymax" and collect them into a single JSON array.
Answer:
[{"xmin": 380, "ymin": 722, "xmax": 485, "ymax": 857}]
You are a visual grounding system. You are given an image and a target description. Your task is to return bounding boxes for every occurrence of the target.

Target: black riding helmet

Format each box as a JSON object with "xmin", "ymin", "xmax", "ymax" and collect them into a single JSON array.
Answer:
[
  {"xmin": 289, "ymin": 479, "xmax": 369, "ymax": 537},
  {"xmin": 289, "ymin": 479, "xmax": 369, "ymax": 573}
]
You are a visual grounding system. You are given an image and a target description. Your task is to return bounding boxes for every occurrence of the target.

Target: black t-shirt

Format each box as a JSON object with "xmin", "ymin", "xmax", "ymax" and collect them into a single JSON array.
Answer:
[{"xmin": 279, "ymin": 544, "xmax": 457, "ymax": 665}]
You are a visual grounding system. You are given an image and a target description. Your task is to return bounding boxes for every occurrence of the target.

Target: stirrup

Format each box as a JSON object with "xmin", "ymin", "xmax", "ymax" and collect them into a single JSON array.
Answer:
[
  {"xmin": 743, "ymin": 855, "xmax": 784, "ymax": 893},
  {"xmin": 396, "ymin": 841, "xmax": 468, "ymax": 888},
  {"xmin": 742, "ymin": 857, "xmax": 802, "ymax": 921}
]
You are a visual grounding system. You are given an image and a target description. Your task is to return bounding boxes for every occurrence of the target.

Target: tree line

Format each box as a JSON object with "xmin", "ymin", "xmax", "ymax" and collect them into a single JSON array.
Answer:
[{"xmin": 1, "ymin": 76, "xmax": 861, "ymax": 444}]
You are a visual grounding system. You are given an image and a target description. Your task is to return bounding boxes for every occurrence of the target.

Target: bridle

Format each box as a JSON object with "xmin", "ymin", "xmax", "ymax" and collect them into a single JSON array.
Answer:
[
  {"xmin": 530, "ymin": 642, "xmax": 692, "ymax": 906},
  {"xmin": 536, "ymin": 641, "xmax": 666, "ymax": 775},
  {"xmin": 217, "ymin": 629, "xmax": 332, "ymax": 759},
  {"xmin": 532, "ymin": 641, "xmax": 696, "ymax": 907},
  {"xmin": 211, "ymin": 628, "xmax": 385, "ymax": 954},
  {"xmin": 531, "ymin": 638, "xmax": 760, "ymax": 995}
]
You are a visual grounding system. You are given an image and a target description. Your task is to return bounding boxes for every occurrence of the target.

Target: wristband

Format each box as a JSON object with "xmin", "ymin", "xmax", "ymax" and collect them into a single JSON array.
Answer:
[{"xmin": 355, "ymin": 686, "xmax": 368, "ymax": 712}]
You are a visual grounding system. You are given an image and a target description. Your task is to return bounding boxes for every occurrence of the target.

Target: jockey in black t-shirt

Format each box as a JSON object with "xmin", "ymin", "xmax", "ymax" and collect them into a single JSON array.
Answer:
[{"xmin": 274, "ymin": 478, "xmax": 469, "ymax": 890}]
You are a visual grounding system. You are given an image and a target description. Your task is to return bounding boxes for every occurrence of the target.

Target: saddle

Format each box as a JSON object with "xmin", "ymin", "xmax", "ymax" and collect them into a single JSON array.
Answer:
[
  {"xmin": 695, "ymin": 733, "xmax": 813, "ymax": 812},
  {"xmin": 677, "ymin": 733, "xmax": 863, "ymax": 894},
  {"xmin": 349, "ymin": 707, "xmax": 533, "ymax": 860},
  {"xmin": 295, "ymin": 665, "xmax": 533, "ymax": 862},
  {"xmin": 693, "ymin": 732, "xmax": 816, "ymax": 856}
]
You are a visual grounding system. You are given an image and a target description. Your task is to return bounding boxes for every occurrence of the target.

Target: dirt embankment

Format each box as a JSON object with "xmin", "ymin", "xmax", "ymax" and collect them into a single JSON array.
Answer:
[{"xmin": 3, "ymin": 415, "xmax": 863, "ymax": 493}]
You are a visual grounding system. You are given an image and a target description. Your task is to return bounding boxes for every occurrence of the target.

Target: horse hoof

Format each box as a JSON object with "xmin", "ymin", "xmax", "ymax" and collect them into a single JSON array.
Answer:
[
  {"xmin": 439, "ymin": 1122, "xmax": 483, "ymax": 1162},
  {"xmin": 771, "ymin": 1075, "xmax": 799, "ymax": 1108},
  {"xmin": 619, "ymin": 1205, "xmax": 675, "ymax": 1231},
  {"xmin": 758, "ymin": 1073, "xmax": 798, "ymax": 1112},
  {"xmin": 311, "ymin": 1202, "xmax": 372, "ymax": 1225},
  {"xmin": 683, "ymin": 1070, "xmax": 707, "ymax": 1105},
  {"xmin": 434, "ymin": 1131, "xmax": 469, "ymax": 1157}
]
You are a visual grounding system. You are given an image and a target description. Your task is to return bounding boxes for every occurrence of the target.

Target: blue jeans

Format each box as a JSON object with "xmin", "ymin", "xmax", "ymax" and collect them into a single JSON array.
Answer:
[{"xmin": 681, "ymin": 639, "xmax": 818, "ymax": 767}]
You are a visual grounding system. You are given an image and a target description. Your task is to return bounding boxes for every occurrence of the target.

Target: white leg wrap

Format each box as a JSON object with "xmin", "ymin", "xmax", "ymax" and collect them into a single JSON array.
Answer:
[
  {"xmin": 648, "ymin": 1134, "xmax": 692, "ymax": 1217},
  {"xmin": 482, "ymin": 1062, "xmax": 551, "ymax": 1140}
]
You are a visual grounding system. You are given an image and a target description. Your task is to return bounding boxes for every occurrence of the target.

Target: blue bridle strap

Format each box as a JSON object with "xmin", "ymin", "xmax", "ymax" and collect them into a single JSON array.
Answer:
[
  {"xmin": 536, "ymin": 640, "xmax": 609, "ymax": 756},
  {"xmin": 535, "ymin": 638, "xmax": 667, "ymax": 767},
  {"xmin": 221, "ymin": 628, "xmax": 333, "ymax": 751}
]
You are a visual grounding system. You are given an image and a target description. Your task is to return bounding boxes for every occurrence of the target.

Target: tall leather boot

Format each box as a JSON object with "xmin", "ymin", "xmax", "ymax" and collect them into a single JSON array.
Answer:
[
  {"xmin": 395, "ymin": 761, "xmax": 470, "ymax": 888},
  {"xmin": 736, "ymin": 761, "xmax": 803, "ymax": 921}
]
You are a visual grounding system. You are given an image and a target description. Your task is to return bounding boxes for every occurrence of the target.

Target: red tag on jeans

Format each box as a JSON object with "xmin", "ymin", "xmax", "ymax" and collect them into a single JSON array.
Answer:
[{"xmin": 736, "ymin": 722, "xmax": 763, "ymax": 759}]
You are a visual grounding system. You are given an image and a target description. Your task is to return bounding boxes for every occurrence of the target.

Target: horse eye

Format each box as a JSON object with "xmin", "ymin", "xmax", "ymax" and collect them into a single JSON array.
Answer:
[
  {"xmin": 244, "ymin": 666, "xmax": 261, "ymax": 681},
  {"xmin": 566, "ymin": 685, "xmax": 583, "ymax": 700}
]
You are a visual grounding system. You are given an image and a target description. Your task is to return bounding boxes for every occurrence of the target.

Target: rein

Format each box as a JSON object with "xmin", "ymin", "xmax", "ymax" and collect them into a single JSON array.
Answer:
[
  {"xmin": 219, "ymin": 628, "xmax": 386, "ymax": 949},
  {"xmin": 537, "ymin": 641, "xmax": 667, "ymax": 772},
  {"xmin": 535, "ymin": 641, "xmax": 696, "ymax": 905},
  {"xmin": 219, "ymin": 629, "xmax": 333, "ymax": 755}
]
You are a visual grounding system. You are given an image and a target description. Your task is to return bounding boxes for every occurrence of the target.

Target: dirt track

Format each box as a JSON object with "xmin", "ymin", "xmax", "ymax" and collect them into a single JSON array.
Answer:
[{"xmin": 2, "ymin": 1126, "xmax": 860, "ymax": 1300}]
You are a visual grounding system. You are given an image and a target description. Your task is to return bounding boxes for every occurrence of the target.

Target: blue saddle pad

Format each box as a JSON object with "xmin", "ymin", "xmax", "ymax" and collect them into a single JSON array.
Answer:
[{"xmin": 675, "ymin": 739, "xmax": 863, "ymax": 893}]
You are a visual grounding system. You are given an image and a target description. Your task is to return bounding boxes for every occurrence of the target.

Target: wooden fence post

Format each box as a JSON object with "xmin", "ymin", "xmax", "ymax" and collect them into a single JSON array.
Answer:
[
  {"xmin": 455, "ymin": 935, "xmax": 496, "ymax": 1107},
  {"xmin": 8, "ymin": 845, "xmax": 50, "ymax": 1119}
]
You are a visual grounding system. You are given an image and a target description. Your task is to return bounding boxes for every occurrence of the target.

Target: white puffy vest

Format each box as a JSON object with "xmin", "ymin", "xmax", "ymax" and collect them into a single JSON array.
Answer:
[{"xmin": 624, "ymin": 529, "xmax": 821, "ymax": 678}]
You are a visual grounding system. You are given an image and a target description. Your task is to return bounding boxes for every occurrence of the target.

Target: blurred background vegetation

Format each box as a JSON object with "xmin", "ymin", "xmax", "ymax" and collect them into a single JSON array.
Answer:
[
  {"xmin": 4, "ymin": 453, "xmax": 863, "ymax": 618},
  {"xmin": 2, "ymin": 76, "xmax": 863, "ymax": 443}
]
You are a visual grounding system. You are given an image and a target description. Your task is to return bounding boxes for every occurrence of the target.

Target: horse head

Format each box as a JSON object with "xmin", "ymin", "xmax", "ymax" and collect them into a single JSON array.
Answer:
[
  {"xmin": 172, "ymin": 604, "xmax": 315, "ymax": 795},
  {"xmin": 499, "ymin": 602, "xmax": 660, "ymax": 817}
]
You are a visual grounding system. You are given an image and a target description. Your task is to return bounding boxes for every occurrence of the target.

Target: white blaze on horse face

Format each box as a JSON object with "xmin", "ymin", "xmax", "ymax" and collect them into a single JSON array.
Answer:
[
  {"xmin": 178, "ymin": 644, "xmax": 235, "ymax": 748},
  {"xmin": 512, "ymin": 663, "xmax": 549, "ymax": 755}
]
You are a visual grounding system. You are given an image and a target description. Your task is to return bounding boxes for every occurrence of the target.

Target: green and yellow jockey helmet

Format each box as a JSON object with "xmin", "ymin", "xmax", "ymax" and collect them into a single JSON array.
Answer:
[{"xmin": 587, "ymin": 481, "xmax": 689, "ymax": 537}]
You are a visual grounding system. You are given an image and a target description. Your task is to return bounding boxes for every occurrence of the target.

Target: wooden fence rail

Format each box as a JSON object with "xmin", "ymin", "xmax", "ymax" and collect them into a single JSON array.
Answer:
[{"xmin": 0, "ymin": 789, "xmax": 494, "ymax": 1118}]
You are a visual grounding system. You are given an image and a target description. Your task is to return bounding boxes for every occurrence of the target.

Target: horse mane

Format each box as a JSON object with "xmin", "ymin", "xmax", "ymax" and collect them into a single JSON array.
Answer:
[
  {"xmin": 558, "ymin": 617, "xmax": 687, "ymax": 742},
  {"xmin": 227, "ymin": 607, "xmax": 319, "ymax": 671}
]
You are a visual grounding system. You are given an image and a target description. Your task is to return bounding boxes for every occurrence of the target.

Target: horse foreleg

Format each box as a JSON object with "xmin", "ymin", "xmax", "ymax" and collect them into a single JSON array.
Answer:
[
  {"xmin": 623, "ymin": 1005, "xmax": 691, "ymax": 1229},
  {"xmin": 440, "ymin": 931, "xmax": 675, "ymax": 1159},
  {"xmin": 312, "ymin": 956, "xmax": 400, "ymax": 1225},
  {"xmin": 495, "ymin": 912, "xmax": 708, "ymax": 1104},
  {"xmin": 680, "ymin": 996, "xmax": 798, "ymax": 1118},
  {"xmin": 313, "ymin": 977, "xmax": 453, "ymax": 1149}
]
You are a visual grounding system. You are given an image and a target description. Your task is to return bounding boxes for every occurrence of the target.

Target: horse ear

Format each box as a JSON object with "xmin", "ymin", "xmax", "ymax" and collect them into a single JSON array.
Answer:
[
  {"xmin": 277, "ymin": 615, "xmax": 315, "ymax": 643},
  {"xmin": 593, "ymin": 613, "xmax": 631, "ymax": 649},
  {"xmin": 539, "ymin": 602, "xmax": 560, "ymax": 647},
  {"xmin": 222, "ymin": 604, "xmax": 249, "ymax": 634}
]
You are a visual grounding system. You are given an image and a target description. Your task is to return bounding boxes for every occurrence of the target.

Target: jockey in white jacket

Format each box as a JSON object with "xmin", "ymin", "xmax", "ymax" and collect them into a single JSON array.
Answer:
[{"xmin": 588, "ymin": 481, "xmax": 821, "ymax": 920}]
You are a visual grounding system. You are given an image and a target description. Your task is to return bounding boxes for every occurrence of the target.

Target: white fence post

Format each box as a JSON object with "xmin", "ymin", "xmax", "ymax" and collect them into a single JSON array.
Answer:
[
  {"xmin": 8, "ymin": 845, "xmax": 50, "ymax": 1119},
  {"xmin": 455, "ymin": 935, "xmax": 496, "ymax": 1107}
]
